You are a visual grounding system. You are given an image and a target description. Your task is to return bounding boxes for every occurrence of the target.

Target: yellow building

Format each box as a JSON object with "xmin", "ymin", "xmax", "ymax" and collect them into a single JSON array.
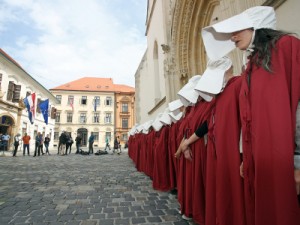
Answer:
[
  {"xmin": 50, "ymin": 77, "xmax": 135, "ymax": 149},
  {"xmin": 114, "ymin": 85, "xmax": 135, "ymax": 147}
]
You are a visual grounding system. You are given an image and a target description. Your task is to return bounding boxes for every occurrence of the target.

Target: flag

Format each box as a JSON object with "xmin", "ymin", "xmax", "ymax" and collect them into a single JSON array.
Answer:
[
  {"xmin": 70, "ymin": 99, "xmax": 74, "ymax": 111},
  {"xmin": 39, "ymin": 99, "xmax": 49, "ymax": 125},
  {"xmin": 23, "ymin": 93, "xmax": 36, "ymax": 124},
  {"xmin": 94, "ymin": 100, "xmax": 97, "ymax": 112}
]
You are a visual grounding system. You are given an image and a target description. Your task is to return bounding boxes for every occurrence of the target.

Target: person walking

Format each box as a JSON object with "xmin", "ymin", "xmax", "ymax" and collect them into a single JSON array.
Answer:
[
  {"xmin": 12, "ymin": 133, "xmax": 21, "ymax": 157},
  {"xmin": 33, "ymin": 132, "xmax": 43, "ymax": 157},
  {"xmin": 44, "ymin": 134, "xmax": 51, "ymax": 155},
  {"xmin": 75, "ymin": 134, "xmax": 82, "ymax": 154},
  {"xmin": 117, "ymin": 136, "xmax": 122, "ymax": 154},
  {"xmin": 104, "ymin": 137, "xmax": 111, "ymax": 151},
  {"xmin": 66, "ymin": 135, "xmax": 74, "ymax": 154},
  {"xmin": 88, "ymin": 134, "xmax": 94, "ymax": 154},
  {"xmin": 22, "ymin": 133, "xmax": 31, "ymax": 156},
  {"xmin": 113, "ymin": 136, "xmax": 118, "ymax": 154},
  {"xmin": 2, "ymin": 133, "xmax": 10, "ymax": 151},
  {"xmin": 59, "ymin": 131, "xmax": 68, "ymax": 155}
]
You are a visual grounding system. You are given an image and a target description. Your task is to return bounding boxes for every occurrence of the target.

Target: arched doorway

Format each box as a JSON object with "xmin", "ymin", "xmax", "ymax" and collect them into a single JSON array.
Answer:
[
  {"xmin": 0, "ymin": 115, "xmax": 15, "ymax": 150},
  {"xmin": 77, "ymin": 128, "xmax": 88, "ymax": 147}
]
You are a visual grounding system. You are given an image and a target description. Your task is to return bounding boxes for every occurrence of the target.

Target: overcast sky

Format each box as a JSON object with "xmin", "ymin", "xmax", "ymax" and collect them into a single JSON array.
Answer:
[{"xmin": 0, "ymin": 0, "xmax": 147, "ymax": 89}]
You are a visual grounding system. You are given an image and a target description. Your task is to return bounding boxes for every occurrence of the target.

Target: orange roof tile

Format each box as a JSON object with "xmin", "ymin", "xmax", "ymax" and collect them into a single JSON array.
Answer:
[{"xmin": 50, "ymin": 77, "xmax": 135, "ymax": 93}]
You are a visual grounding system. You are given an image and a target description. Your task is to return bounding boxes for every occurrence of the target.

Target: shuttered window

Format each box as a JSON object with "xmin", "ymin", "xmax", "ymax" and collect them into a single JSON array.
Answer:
[
  {"xmin": 7, "ymin": 81, "xmax": 14, "ymax": 101},
  {"xmin": 12, "ymin": 84, "xmax": 21, "ymax": 102}
]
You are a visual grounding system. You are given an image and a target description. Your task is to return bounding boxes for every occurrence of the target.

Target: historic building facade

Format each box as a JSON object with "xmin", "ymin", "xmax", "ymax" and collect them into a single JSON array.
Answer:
[
  {"xmin": 135, "ymin": 0, "xmax": 300, "ymax": 124},
  {"xmin": 50, "ymin": 77, "xmax": 135, "ymax": 148},
  {"xmin": 0, "ymin": 49, "xmax": 57, "ymax": 151},
  {"xmin": 114, "ymin": 86, "xmax": 135, "ymax": 147}
]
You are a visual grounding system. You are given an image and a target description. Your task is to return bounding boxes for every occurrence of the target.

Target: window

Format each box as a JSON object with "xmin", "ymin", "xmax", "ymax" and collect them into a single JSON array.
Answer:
[
  {"xmin": 54, "ymin": 132, "xmax": 59, "ymax": 140},
  {"xmin": 0, "ymin": 73, "xmax": 2, "ymax": 89},
  {"xmin": 12, "ymin": 84, "xmax": 21, "ymax": 102},
  {"xmin": 122, "ymin": 133, "xmax": 128, "ymax": 142},
  {"xmin": 105, "ymin": 132, "xmax": 111, "ymax": 142},
  {"xmin": 67, "ymin": 113, "xmax": 73, "ymax": 123},
  {"xmin": 93, "ymin": 113, "xmax": 100, "ymax": 123},
  {"xmin": 105, "ymin": 97, "xmax": 112, "ymax": 106},
  {"xmin": 122, "ymin": 118, "xmax": 128, "ymax": 129},
  {"xmin": 105, "ymin": 113, "xmax": 111, "ymax": 123},
  {"xmin": 6, "ymin": 81, "xmax": 20, "ymax": 102},
  {"xmin": 81, "ymin": 96, "xmax": 87, "ymax": 105},
  {"xmin": 55, "ymin": 112, "xmax": 61, "ymax": 123},
  {"xmin": 51, "ymin": 107, "xmax": 57, "ymax": 119},
  {"xmin": 56, "ymin": 95, "xmax": 62, "ymax": 104},
  {"xmin": 91, "ymin": 132, "xmax": 99, "ymax": 141},
  {"xmin": 80, "ymin": 113, "xmax": 87, "ymax": 123},
  {"xmin": 122, "ymin": 103, "xmax": 128, "ymax": 112},
  {"xmin": 94, "ymin": 96, "xmax": 100, "ymax": 105},
  {"xmin": 68, "ymin": 95, "xmax": 74, "ymax": 105}
]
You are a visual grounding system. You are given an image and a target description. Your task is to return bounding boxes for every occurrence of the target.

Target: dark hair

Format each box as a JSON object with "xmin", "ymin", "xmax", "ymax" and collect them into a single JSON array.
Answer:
[{"xmin": 251, "ymin": 28, "xmax": 291, "ymax": 72}]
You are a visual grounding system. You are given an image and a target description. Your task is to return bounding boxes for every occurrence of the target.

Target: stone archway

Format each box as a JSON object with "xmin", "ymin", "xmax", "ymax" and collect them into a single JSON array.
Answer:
[
  {"xmin": 0, "ymin": 114, "xmax": 16, "ymax": 150},
  {"xmin": 171, "ymin": 0, "xmax": 219, "ymax": 88}
]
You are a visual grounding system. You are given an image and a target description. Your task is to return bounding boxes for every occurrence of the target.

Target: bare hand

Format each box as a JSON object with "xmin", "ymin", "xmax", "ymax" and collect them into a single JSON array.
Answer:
[
  {"xmin": 174, "ymin": 147, "xmax": 182, "ymax": 159},
  {"xmin": 240, "ymin": 162, "xmax": 244, "ymax": 178},
  {"xmin": 184, "ymin": 148, "xmax": 192, "ymax": 161},
  {"xmin": 295, "ymin": 169, "xmax": 300, "ymax": 195}
]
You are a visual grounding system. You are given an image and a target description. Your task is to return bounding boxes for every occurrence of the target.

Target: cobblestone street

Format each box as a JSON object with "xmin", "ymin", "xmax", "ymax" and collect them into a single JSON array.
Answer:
[{"xmin": 0, "ymin": 149, "xmax": 193, "ymax": 225}]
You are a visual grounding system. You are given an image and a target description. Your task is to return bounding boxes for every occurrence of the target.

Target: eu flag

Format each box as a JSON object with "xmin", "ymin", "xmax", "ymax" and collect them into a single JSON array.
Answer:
[{"xmin": 39, "ymin": 99, "xmax": 49, "ymax": 125}]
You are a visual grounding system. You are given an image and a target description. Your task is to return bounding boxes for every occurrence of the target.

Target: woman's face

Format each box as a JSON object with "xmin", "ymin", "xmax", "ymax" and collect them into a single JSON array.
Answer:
[{"xmin": 231, "ymin": 29, "xmax": 254, "ymax": 50}]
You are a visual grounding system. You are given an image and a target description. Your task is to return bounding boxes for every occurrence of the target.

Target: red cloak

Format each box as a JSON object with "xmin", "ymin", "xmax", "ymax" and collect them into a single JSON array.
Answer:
[{"xmin": 239, "ymin": 35, "xmax": 300, "ymax": 225}]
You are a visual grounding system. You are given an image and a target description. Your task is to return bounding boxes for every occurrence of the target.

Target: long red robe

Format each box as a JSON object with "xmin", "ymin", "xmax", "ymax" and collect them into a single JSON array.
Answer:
[
  {"xmin": 152, "ymin": 126, "xmax": 171, "ymax": 191},
  {"xmin": 176, "ymin": 106, "xmax": 193, "ymax": 216},
  {"xmin": 206, "ymin": 76, "xmax": 246, "ymax": 225},
  {"xmin": 188, "ymin": 100, "xmax": 215, "ymax": 224},
  {"xmin": 239, "ymin": 35, "xmax": 300, "ymax": 225},
  {"xmin": 168, "ymin": 120, "xmax": 182, "ymax": 190}
]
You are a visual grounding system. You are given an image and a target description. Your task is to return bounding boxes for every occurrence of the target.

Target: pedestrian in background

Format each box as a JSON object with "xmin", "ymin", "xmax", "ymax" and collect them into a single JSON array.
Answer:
[
  {"xmin": 104, "ymin": 137, "xmax": 111, "ymax": 151},
  {"xmin": 75, "ymin": 134, "xmax": 82, "ymax": 154},
  {"xmin": 22, "ymin": 133, "xmax": 31, "ymax": 156},
  {"xmin": 59, "ymin": 131, "xmax": 68, "ymax": 155},
  {"xmin": 34, "ymin": 132, "xmax": 43, "ymax": 157},
  {"xmin": 2, "ymin": 132, "xmax": 10, "ymax": 151},
  {"xmin": 12, "ymin": 133, "xmax": 21, "ymax": 157},
  {"xmin": 66, "ymin": 134, "xmax": 74, "ymax": 154},
  {"xmin": 88, "ymin": 134, "xmax": 94, "ymax": 154},
  {"xmin": 44, "ymin": 134, "xmax": 51, "ymax": 155}
]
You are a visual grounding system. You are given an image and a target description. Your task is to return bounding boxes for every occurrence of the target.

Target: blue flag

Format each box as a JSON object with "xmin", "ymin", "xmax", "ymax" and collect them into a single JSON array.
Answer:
[{"xmin": 39, "ymin": 99, "xmax": 49, "ymax": 125}]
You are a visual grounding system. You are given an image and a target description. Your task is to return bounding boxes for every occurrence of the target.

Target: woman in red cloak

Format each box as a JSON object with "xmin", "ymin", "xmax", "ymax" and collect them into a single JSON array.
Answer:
[{"xmin": 202, "ymin": 6, "xmax": 300, "ymax": 225}]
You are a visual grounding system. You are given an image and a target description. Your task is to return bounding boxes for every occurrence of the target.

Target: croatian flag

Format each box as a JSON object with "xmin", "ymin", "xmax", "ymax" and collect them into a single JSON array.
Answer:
[{"xmin": 23, "ymin": 93, "xmax": 36, "ymax": 124}]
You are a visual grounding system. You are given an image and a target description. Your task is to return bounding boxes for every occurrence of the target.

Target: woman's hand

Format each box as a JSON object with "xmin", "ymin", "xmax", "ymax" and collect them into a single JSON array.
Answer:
[
  {"xmin": 240, "ymin": 162, "xmax": 244, "ymax": 178},
  {"xmin": 175, "ymin": 147, "xmax": 182, "ymax": 158},
  {"xmin": 184, "ymin": 148, "xmax": 193, "ymax": 161},
  {"xmin": 295, "ymin": 169, "xmax": 300, "ymax": 195},
  {"xmin": 175, "ymin": 138, "xmax": 185, "ymax": 158}
]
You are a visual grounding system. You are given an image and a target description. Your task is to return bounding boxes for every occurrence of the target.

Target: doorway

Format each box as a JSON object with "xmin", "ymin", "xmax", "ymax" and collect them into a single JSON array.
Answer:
[{"xmin": 77, "ymin": 128, "xmax": 88, "ymax": 147}]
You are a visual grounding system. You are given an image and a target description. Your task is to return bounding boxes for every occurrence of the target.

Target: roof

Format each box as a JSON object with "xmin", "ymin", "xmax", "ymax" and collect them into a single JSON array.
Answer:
[
  {"xmin": 0, "ymin": 48, "xmax": 58, "ymax": 102},
  {"xmin": 50, "ymin": 77, "xmax": 135, "ymax": 93}
]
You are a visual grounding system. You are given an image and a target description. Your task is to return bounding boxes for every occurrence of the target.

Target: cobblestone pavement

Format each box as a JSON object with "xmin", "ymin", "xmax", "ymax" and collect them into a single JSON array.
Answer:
[{"xmin": 0, "ymin": 148, "xmax": 195, "ymax": 225}]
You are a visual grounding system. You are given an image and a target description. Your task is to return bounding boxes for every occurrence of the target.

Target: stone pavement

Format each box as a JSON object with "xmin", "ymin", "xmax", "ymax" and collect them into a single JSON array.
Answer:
[{"xmin": 0, "ymin": 147, "xmax": 196, "ymax": 225}]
